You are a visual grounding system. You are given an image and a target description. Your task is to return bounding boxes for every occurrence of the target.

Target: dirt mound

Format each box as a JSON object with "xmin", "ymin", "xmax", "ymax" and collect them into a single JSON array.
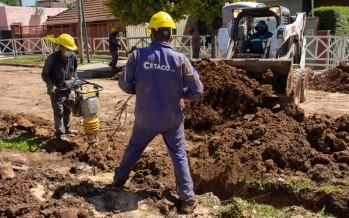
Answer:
[
  {"xmin": 1, "ymin": 59, "xmax": 349, "ymax": 217},
  {"xmin": 0, "ymin": 169, "xmax": 92, "ymax": 217},
  {"xmin": 181, "ymin": 59, "xmax": 349, "ymax": 217},
  {"xmin": 310, "ymin": 62, "xmax": 349, "ymax": 93},
  {"xmin": 185, "ymin": 59, "xmax": 273, "ymax": 130},
  {"xmin": 185, "ymin": 108, "xmax": 349, "ymax": 217}
]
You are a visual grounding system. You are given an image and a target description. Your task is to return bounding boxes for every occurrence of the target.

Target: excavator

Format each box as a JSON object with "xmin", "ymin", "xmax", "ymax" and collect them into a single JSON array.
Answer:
[{"xmin": 217, "ymin": 3, "xmax": 309, "ymax": 106}]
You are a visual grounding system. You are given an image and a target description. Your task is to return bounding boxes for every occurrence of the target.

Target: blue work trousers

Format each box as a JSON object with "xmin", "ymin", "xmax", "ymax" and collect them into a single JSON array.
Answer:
[{"xmin": 115, "ymin": 122, "xmax": 195, "ymax": 202}]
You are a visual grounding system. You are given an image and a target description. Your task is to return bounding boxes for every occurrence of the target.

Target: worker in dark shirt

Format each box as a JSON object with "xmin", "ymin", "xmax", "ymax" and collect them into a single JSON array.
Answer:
[
  {"xmin": 42, "ymin": 33, "xmax": 78, "ymax": 141},
  {"xmin": 109, "ymin": 26, "xmax": 121, "ymax": 72}
]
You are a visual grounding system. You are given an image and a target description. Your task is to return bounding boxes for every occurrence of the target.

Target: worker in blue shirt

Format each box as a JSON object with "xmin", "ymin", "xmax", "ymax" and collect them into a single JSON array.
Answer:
[
  {"xmin": 114, "ymin": 11, "xmax": 203, "ymax": 214},
  {"xmin": 246, "ymin": 20, "xmax": 273, "ymax": 54}
]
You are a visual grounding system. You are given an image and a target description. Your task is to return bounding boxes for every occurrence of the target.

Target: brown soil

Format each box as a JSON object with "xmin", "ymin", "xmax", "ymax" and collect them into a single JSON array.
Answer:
[
  {"xmin": 1, "ymin": 60, "xmax": 349, "ymax": 217},
  {"xmin": 310, "ymin": 62, "xmax": 349, "ymax": 94}
]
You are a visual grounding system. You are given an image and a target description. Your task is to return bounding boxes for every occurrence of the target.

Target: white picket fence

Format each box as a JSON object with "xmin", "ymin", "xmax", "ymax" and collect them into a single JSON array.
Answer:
[
  {"xmin": 0, "ymin": 38, "xmax": 52, "ymax": 57},
  {"xmin": 92, "ymin": 35, "xmax": 214, "ymax": 59},
  {"xmin": 304, "ymin": 35, "xmax": 349, "ymax": 69},
  {"xmin": 1, "ymin": 35, "xmax": 349, "ymax": 69}
]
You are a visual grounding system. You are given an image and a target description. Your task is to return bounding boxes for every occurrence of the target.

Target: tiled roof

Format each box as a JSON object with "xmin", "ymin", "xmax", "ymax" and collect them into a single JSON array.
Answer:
[{"xmin": 45, "ymin": 0, "xmax": 116, "ymax": 25}]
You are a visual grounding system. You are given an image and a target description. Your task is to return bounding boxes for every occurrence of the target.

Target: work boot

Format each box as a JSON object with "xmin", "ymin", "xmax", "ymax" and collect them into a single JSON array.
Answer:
[
  {"xmin": 181, "ymin": 199, "xmax": 198, "ymax": 214},
  {"xmin": 58, "ymin": 135, "xmax": 70, "ymax": 142},
  {"xmin": 67, "ymin": 129, "xmax": 78, "ymax": 137},
  {"xmin": 112, "ymin": 174, "xmax": 127, "ymax": 188}
]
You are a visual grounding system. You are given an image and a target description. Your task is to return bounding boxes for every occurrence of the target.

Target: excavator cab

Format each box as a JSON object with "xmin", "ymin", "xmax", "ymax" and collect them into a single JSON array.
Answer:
[
  {"xmin": 218, "ymin": 5, "xmax": 308, "ymax": 105},
  {"xmin": 229, "ymin": 6, "xmax": 290, "ymax": 59}
]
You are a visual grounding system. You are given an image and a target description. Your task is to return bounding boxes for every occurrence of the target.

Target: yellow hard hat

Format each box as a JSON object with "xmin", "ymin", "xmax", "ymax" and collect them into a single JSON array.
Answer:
[
  {"xmin": 56, "ymin": 33, "xmax": 77, "ymax": 51},
  {"xmin": 147, "ymin": 11, "xmax": 176, "ymax": 33}
]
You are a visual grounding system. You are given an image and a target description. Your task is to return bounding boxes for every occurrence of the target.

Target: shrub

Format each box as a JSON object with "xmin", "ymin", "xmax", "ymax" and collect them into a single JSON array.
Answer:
[{"xmin": 314, "ymin": 6, "xmax": 349, "ymax": 35}]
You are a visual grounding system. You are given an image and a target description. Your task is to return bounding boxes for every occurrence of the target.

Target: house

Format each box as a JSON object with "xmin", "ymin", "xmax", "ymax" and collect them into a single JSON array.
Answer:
[
  {"xmin": 45, "ymin": 0, "xmax": 121, "ymax": 39},
  {"xmin": 0, "ymin": 5, "xmax": 66, "ymax": 39}
]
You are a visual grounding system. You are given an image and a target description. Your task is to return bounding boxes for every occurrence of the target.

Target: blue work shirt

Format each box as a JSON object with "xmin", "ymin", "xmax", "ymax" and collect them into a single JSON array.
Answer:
[
  {"xmin": 247, "ymin": 31, "xmax": 273, "ymax": 54},
  {"xmin": 118, "ymin": 41, "xmax": 203, "ymax": 133}
]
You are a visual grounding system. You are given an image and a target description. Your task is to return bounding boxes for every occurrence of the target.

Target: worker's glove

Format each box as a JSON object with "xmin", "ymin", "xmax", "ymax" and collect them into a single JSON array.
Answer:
[{"xmin": 49, "ymin": 85, "xmax": 58, "ymax": 94}]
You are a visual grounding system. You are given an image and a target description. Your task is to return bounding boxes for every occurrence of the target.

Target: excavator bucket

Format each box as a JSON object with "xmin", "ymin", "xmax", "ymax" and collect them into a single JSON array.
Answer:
[
  {"xmin": 222, "ymin": 58, "xmax": 292, "ymax": 75},
  {"xmin": 221, "ymin": 58, "xmax": 304, "ymax": 106}
]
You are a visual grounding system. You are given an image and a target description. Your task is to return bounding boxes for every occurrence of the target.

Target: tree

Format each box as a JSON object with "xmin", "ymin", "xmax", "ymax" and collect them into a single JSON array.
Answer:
[
  {"xmin": 104, "ymin": 0, "xmax": 252, "ymax": 57},
  {"xmin": 183, "ymin": 0, "xmax": 240, "ymax": 57},
  {"xmin": 1, "ymin": 0, "xmax": 19, "ymax": 6},
  {"xmin": 104, "ymin": 0, "xmax": 187, "ymax": 26}
]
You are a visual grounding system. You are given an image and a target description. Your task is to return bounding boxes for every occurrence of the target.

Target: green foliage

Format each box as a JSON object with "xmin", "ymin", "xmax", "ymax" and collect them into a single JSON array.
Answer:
[
  {"xmin": 183, "ymin": 0, "xmax": 233, "ymax": 25},
  {"xmin": 281, "ymin": 177, "xmax": 313, "ymax": 193},
  {"xmin": 44, "ymin": 35, "xmax": 56, "ymax": 45},
  {"xmin": 314, "ymin": 6, "xmax": 349, "ymax": 35},
  {"xmin": 245, "ymin": 177, "xmax": 313, "ymax": 194},
  {"xmin": 104, "ymin": 0, "xmax": 250, "ymax": 27},
  {"xmin": 0, "ymin": 136, "xmax": 44, "ymax": 152},
  {"xmin": 234, "ymin": 198, "xmax": 289, "ymax": 217},
  {"xmin": 219, "ymin": 198, "xmax": 336, "ymax": 218},
  {"xmin": 104, "ymin": 0, "xmax": 187, "ymax": 26},
  {"xmin": 245, "ymin": 179, "xmax": 272, "ymax": 191},
  {"xmin": 1, "ymin": 0, "xmax": 19, "ymax": 6},
  {"xmin": 316, "ymin": 184, "xmax": 346, "ymax": 194},
  {"xmin": 246, "ymin": 177, "xmax": 347, "ymax": 196}
]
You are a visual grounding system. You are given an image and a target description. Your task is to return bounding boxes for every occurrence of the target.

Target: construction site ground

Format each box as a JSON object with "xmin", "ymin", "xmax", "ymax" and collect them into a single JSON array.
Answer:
[{"xmin": 1, "ymin": 60, "xmax": 349, "ymax": 218}]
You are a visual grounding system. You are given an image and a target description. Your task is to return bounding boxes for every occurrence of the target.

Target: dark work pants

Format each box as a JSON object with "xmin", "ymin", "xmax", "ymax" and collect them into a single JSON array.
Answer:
[
  {"xmin": 110, "ymin": 51, "xmax": 119, "ymax": 71},
  {"xmin": 49, "ymin": 92, "xmax": 72, "ymax": 137},
  {"xmin": 114, "ymin": 122, "xmax": 195, "ymax": 202},
  {"xmin": 192, "ymin": 47, "xmax": 200, "ymax": 58}
]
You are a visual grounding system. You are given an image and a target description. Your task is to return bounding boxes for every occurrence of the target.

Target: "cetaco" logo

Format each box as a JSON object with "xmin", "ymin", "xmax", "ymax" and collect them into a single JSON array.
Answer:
[{"xmin": 143, "ymin": 61, "xmax": 171, "ymax": 71}]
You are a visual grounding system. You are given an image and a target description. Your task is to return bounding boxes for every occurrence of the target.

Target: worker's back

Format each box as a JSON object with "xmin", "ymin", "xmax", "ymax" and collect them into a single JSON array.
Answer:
[{"xmin": 118, "ymin": 41, "xmax": 203, "ymax": 132}]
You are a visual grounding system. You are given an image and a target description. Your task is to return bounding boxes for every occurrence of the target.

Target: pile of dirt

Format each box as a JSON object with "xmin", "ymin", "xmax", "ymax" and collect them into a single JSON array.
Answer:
[
  {"xmin": 185, "ymin": 59, "xmax": 273, "ymax": 130},
  {"xmin": 182, "ymin": 59, "xmax": 349, "ymax": 217},
  {"xmin": 0, "ymin": 111, "xmax": 127, "ymax": 171},
  {"xmin": 310, "ymin": 62, "xmax": 349, "ymax": 93},
  {"xmin": 1, "ymin": 59, "xmax": 349, "ymax": 217},
  {"xmin": 0, "ymin": 167, "xmax": 94, "ymax": 217}
]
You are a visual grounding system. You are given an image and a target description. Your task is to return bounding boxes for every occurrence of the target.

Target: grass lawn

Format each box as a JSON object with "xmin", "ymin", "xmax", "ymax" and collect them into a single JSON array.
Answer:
[
  {"xmin": 0, "ymin": 55, "xmax": 45, "ymax": 64},
  {"xmin": 0, "ymin": 135, "xmax": 44, "ymax": 152},
  {"xmin": 0, "ymin": 55, "xmax": 110, "ymax": 65}
]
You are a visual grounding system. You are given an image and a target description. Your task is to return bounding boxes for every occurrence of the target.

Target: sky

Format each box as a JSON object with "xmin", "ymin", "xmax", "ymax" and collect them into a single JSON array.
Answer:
[{"xmin": 22, "ymin": 0, "xmax": 36, "ymax": 6}]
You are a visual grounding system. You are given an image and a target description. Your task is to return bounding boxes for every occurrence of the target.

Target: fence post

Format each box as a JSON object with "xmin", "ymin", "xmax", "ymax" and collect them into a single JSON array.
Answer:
[
  {"xmin": 41, "ymin": 38, "xmax": 46, "ymax": 58},
  {"xmin": 314, "ymin": 30, "xmax": 330, "ymax": 70},
  {"xmin": 91, "ymin": 38, "xmax": 95, "ymax": 61},
  {"xmin": 341, "ymin": 36, "xmax": 346, "ymax": 62},
  {"xmin": 13, "ymin": 39, "xmax": 18, "ymax": 58}
]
